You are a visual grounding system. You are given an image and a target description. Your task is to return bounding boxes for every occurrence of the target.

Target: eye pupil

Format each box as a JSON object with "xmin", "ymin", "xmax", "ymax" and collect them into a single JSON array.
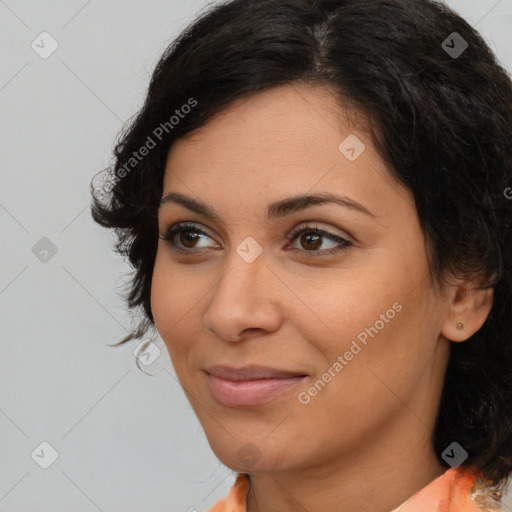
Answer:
[
  {"xmin": 181, "ymin": 230, "xmax": 200, "ymax": 248},
  {"xmin": 301, "ymin": 233, "xmax": 322, "ymax": 250}
]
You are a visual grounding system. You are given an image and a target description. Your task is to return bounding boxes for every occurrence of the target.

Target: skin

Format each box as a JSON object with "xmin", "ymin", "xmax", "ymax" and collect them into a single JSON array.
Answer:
[{"xmin": 150, "ymin": 83, "xmax": 494, "ymax": 512}]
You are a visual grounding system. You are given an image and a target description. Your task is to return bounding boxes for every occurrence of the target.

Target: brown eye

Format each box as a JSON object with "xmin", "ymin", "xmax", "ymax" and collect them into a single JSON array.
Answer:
[
  {"xmin": 287, "ymin": 225, "xmax": 353, "ymax": 257},
  {"xmin": 299, "ymin": 232, "xmax": 322, "ymax": 251},
  {"xmin": 160, "ymin": 222, "xmax": 218, "ymax": 253},
  {"xmin": 179, "ymin": 229, "xmax": 202, "ymax": 248},
  {"xmin": 160, "ymin": 222, "xmax": 353, "ymax": 257}
]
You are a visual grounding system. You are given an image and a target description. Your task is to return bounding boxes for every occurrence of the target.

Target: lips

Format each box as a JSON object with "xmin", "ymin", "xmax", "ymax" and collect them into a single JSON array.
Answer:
[
  {"xmin": 204, "ymin": 365, "xmax": 308, "ymax": 407},
  {"xmin": 205, "ymin": 365, "xmax": 307, "ymax": 381}
]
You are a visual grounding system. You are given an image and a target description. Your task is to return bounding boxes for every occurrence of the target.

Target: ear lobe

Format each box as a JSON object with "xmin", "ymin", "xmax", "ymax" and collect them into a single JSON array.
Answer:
[{"xmin": 440, "ymin": 284, "xmax": 494, "ymax": 342}]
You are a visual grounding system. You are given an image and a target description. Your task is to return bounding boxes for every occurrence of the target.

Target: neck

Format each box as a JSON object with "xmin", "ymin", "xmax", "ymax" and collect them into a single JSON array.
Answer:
[{"xmin": 245, "ymin": 422, "xmax": 448, "ymax": 512}]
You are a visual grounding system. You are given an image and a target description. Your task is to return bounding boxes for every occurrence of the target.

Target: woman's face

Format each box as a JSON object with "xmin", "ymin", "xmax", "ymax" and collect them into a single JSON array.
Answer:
[{"xmin": 151, "ymin": 83, "xmax": 452, "ymax": 474}]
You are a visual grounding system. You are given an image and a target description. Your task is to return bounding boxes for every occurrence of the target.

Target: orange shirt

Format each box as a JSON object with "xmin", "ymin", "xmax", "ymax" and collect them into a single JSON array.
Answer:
[{"xmin": 207, "ymin": 467, "xmax": 502, "ymax": 512}]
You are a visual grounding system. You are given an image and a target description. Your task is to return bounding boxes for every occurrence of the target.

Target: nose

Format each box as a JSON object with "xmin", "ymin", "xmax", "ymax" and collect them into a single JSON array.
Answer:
[{"xmin": 202, "ymin": 250, "xmax": 282, "ymax": 342}]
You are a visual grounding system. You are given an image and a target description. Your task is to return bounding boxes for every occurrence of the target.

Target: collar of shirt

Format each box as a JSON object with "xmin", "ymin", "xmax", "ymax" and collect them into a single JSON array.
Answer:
[{"xmin": 207, "ymin": 466, "xmax": 502, "ymax": 512}]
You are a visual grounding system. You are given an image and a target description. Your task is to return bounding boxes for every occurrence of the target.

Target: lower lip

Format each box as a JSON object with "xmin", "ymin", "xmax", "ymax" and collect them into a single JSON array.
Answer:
[{"xmin": 206, "ymin": 374, "xmax": 306, "ymax": 407}]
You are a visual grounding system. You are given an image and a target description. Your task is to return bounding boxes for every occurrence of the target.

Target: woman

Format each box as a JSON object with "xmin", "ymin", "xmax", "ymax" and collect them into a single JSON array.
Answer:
[{"xmin": 90, "ymin": 0, "xmax": 512, "ymax": 510}]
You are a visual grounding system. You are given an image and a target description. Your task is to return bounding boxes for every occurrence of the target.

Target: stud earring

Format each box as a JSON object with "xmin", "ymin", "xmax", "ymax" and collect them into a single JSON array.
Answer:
[{"xmin": 456, "ymin": 322, "xmax": 464, "ymax": 330}]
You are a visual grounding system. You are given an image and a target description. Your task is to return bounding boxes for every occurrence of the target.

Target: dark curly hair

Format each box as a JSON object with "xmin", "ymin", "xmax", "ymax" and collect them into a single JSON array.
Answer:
[{"xmin": 90, "ymin": 0, "xmax": 512, "ymax": 498}]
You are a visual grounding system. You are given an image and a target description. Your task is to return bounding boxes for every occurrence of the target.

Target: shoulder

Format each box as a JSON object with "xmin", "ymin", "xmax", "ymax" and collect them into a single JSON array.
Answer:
[
  {"xmin": 206, "ymin": 473, "xmax": 250, "ymax": 512},
  {"xmin": 420, "ymin": 466, "xmax": 502, "ymax": 512}
]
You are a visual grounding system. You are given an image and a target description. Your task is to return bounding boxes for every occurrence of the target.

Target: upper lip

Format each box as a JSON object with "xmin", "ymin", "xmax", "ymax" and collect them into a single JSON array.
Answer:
[{"xmin": 205, "ymin": 365, "xmax": 307, "ymax": 381}]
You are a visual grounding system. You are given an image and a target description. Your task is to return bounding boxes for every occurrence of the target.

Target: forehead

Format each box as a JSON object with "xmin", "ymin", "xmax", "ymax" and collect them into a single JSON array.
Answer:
[
  {"xmin": 168, "ymin": 84, "xmax": 358, "ymax": 154},
  {"xmin": 162, "ymin": 83, "xmax": 407, "ymax": 219}
]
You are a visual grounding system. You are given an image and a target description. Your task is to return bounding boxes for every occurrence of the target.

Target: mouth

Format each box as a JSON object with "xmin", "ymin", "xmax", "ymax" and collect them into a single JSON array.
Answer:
[{"xmin": 204, "ymin": 365, "xmax": 308, "ymax": 407}]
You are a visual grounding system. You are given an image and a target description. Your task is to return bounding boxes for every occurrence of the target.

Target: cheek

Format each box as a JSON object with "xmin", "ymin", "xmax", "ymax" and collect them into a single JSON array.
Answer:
[
  {"xmin": 289, "ymin": 266, "xmax": 399, "ymax": 355},
  {"xmin": 295, "ymin": 263, "xmax": 428, "ymax": 398},
  {"xmin": 293, "ymin": 301, "xmax": 417, "ymax": 439},
  {"xmin": 310, "ymin": 290, "xmax": 434, "ymax": 418},
  {"xmin": 150, "ymin": 253, "xmax": 213, "ymax": 363},
  {"xmin": 150, "ymin": 255, "xmax": 191, "ymax": 348},
  {"xmin": 150, "ymin": 255, "xmax": 170, "ymax": 334}
]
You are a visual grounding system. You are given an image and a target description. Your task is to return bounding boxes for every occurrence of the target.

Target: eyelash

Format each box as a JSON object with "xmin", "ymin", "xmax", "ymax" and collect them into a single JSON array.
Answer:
[{"xmin": 160, "ymin": 222, "xmax": 353, "ymax": 257}]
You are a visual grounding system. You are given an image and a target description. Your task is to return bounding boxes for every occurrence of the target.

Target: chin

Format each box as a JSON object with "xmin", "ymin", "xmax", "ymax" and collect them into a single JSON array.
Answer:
[{"xmin": 206, "ymin": 433, "xmax": 298, "ymax": 473}]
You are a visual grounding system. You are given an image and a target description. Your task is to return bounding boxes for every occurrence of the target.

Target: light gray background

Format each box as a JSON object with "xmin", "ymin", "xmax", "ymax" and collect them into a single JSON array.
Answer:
[{"xmin": 1, "ymin": 1, "xmax": 511, "ymax": 511}]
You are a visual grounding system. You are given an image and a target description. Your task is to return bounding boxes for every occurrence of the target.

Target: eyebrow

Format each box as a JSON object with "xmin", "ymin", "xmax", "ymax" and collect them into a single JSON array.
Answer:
[{"xmin": 159, "ymin": 191, "xmax": 375, "ymax": 221}]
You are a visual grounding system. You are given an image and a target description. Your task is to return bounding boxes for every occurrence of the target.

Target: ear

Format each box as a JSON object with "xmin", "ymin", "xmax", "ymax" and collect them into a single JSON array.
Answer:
[{"xmin": 440, "ymin": 280, "xmax": 494, "ymax": 342}]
